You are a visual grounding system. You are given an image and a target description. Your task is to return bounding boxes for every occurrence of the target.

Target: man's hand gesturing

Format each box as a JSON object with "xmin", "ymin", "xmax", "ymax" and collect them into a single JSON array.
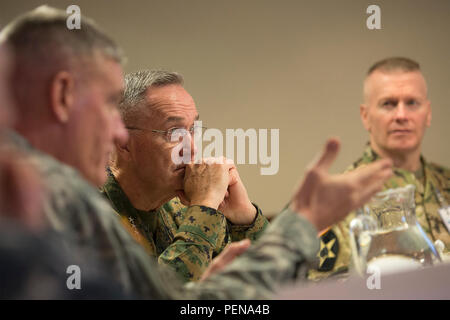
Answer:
[{"xmin": 290, "ymin": 138, "xmax": 393, "ymax": 232}]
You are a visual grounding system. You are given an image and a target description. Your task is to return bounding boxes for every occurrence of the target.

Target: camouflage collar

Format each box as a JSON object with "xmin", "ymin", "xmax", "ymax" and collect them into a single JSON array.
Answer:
[
  {"xmin": 3, "ymin": 130, "xmax": 33, "ymax": 151},
  {"xmin": 100, "ymin": 169, "xmax": 150, "ymax": 219},
  {"xmin": 361, "ymin": 144, "xmax": 428, "ymax": 174},
  {"xmin": 361, "ymin": 144, "xmax": 435, "ymax": 195},
  {"xmin": 5, "ymin": 130, "xmax": 89, "ymax": 183}
]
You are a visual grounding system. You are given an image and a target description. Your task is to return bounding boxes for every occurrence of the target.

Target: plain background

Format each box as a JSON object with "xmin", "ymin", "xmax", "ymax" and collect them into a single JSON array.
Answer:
[{"xmin": 1, "ymin": 0, "xmax": 449, "ymax": 217}]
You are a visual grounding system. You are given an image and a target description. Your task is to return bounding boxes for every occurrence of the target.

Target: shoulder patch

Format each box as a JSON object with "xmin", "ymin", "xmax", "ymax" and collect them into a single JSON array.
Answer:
[{"xmin": 317, "ymin": 229, "xmax": 339, "ymax": 272}]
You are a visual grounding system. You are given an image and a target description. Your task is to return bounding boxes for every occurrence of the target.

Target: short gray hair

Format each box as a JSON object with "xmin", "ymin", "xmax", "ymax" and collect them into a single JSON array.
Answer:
[
  {"xmin": 0, "ymin": 5, "xmax": 125, "ymax": 116},
  {"xmin": 119, "ymin": 70, "xmax": 184, "ymax": 124},
  {"xmin": 0, "ymin": 5, "xmax": 125, "ymax": 66}
]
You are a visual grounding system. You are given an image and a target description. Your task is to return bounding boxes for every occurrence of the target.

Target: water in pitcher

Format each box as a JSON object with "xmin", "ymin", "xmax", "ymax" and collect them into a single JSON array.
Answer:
[
  {"xmin": 361, "ymin": 225, "xmax": 438, "ymax": 273},
  {"xmin": 350, "ymin": 184, "xmax": 441, "ymax": 275}
]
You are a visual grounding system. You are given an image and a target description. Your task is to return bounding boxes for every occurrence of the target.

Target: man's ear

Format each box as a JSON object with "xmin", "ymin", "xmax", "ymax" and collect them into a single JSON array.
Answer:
[
  {"xmin": 426, "ymin": 100, "xmax": 432, "ymax": 127},
  {"xmin": 49, "ymin": 71, "xmax": 75, "ymax": 123},
  {"xmin": 360, "ymin": 104, "xmax": 370, "ymax": 132},
  {"xmin": 115, "ymin": 138, "xmax": 131, "ymax": 159}
]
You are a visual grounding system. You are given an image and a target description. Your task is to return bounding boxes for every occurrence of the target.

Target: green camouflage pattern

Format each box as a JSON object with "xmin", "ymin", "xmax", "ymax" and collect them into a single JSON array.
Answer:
[
  {"xmin": 190, "ymin": 208, "xmax": 320, "ymax": 299},
  {"xmin": 308, "ymin": 145, "xmax": 450, "ymax": 281},
  {"xmin": 100, "ymin": 172, "xmax": 268, "ymax": 282},
  {"xmin": 6, "ymin": 131, "xmax": 317, "ymax": 299}
]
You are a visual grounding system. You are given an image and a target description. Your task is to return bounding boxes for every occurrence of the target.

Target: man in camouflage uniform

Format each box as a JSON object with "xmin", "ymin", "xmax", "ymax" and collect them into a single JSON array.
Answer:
[
  {"xmin": 0, "ymin": 41, "xmax": 45, "ymax": 230},
  {"xmin": 1, "ymin": 6, "xmax": 393, "ymax": 299},
  {"xmin": 309, "ymin": 57, "xmax": 450, "ymax": 281},
  {"xmin": 101, "ymin": 70, "xmax": 268, "ymax": 282},
  {"xmin": 0, "ymin": 35, "xmax": 127, "ymax": 299}
]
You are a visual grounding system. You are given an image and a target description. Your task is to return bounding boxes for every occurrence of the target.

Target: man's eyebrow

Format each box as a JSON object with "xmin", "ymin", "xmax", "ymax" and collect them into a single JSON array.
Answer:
[
  {"xmin": 379, "ymin": 96, "xmax": 398, "ymax": 101},
  {"xmin": 166, "ymin": 116, "xmax": 185, "ymax": 123},
  {"xmin": 166, "ymin": 114, "xmax": 200, "ymax": 123}
]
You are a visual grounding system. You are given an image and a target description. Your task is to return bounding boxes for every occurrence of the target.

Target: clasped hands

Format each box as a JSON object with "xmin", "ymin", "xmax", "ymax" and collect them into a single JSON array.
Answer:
[{"xmin": 177, "ymin": 157, "xmax": 256, "ymax": 226}]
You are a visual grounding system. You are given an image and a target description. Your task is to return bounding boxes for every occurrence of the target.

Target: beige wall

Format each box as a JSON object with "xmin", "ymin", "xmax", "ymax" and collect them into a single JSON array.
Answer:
[{"xmin": 1, "ymin": 0, "xmax": 449, "ymax": 216}]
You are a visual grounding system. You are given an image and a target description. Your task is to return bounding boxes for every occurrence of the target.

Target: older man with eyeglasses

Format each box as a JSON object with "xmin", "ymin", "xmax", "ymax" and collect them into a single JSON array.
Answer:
[{"xmin": 101, "ymin": 70, "xmax": 269, "ymax": 282}]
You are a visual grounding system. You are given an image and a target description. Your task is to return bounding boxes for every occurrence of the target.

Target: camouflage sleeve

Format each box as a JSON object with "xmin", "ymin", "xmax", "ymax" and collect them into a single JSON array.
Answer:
[
  {"xmin": 306, "ymin": 211, "xmax": 356, "ymax": 281},
  {"xmin": 306, "ymin": 159, "xmax": 364, "ymax": 281},
  {"xmin": 103, "ymin": 215, "xmax": 180, "ymax": 299},
  {"xmin": 87, "ymin": 206, "xmax": 321, "ymax": 300},
  {"xmin": 228, "ymin": 203, "xmax": 269, "ymax": 242},
  {"xmin": 158, "ymin": 205, "xmax": 227, "ymax": 282},
  {"xmin": 185, "ymin": 208, "xmax": 320, "ymax": 299}
]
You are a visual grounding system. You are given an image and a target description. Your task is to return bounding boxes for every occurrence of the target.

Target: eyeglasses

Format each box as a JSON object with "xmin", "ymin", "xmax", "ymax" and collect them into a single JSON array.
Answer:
[{"xmin": 126, "ymin": 125, "xmax": 206, "ymax": 143}]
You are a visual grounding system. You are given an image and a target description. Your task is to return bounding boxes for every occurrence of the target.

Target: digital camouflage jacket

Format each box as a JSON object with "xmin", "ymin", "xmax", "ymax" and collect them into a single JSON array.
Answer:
[{"xmin": 308, "ymin": 145, "xmax": 450, "ymax": 281}]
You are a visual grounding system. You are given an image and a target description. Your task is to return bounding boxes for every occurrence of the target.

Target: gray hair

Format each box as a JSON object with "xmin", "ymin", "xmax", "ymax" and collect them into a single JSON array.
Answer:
[
  {"xmin": 0, "ymin": 5, "xmax": 125, "ymax": 116},
  {"xmin": 119, "ymin": 70, "xmax": 184, "ymax": 124},
  {"xmin": 0, "ymin": 5, "xmax": 125, "ymax": 65}
]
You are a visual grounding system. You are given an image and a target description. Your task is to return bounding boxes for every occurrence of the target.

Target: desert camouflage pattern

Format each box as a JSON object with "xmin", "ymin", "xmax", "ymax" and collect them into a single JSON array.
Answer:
[{"xmin": 308, "ymin": 145, "xmax": 450, "ymax": 281}]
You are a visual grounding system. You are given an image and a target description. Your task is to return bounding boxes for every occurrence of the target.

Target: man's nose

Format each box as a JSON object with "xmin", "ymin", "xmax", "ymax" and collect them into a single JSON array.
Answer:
[
  {"xmin": 394, "ymin": 103, "xmax": 408, "ymax": 122},
  {"xmin": 179, "ymin": 133, "xmax": 197, "ymax": 162}
]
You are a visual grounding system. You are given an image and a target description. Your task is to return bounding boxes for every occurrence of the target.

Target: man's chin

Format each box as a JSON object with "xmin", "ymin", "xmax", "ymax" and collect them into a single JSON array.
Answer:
[{"xmin": 386, "ymin": 141, "xmax": 420, "ymax": 154}]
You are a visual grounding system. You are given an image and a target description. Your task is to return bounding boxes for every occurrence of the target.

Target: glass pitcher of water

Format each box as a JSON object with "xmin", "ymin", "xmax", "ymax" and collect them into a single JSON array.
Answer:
[{"xmin": 349, "ymin": 184, "xmax": 441, "ymax": 276}]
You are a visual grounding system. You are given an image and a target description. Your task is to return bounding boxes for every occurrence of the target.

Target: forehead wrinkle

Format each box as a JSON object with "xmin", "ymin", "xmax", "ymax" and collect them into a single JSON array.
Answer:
[
  {"xmin": 165, "ymin": 114, "xmax": 199, "ymax": 126},
  {"xmin": 138, "ymin": 103, "xmax": 197, "ymax": 129},
  {"xmin": 141, "ymin": 86, "xmax": 197, "ymax": 127},
  {"xmin": 146, "ymin": 100, "xmax": 198, "ymax": 122},
  {"xmin": 146, "ymin": 97, "xmax": 193, "ymax": 112}
]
